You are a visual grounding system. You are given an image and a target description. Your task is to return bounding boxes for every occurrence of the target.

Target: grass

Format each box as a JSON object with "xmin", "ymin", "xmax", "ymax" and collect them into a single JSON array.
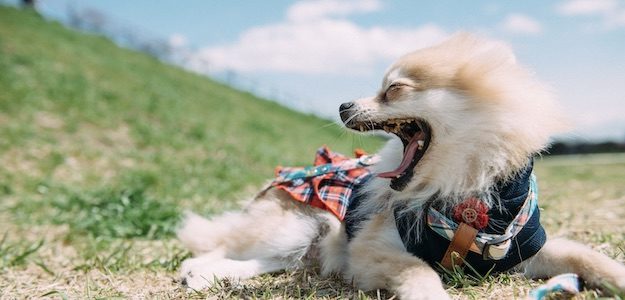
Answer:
[
  {"xmin": 11, "ymin": 183, "xmax": 181, "ymax": 240},
  {"xmin": 0, "ymin": 5, "xmax": 624, "ymax": 299},
  {"xmin": 49, "ymin": 186, "xmax": 180, "ymax": 239},
  {"xmin": 0, "ymin": 233, "xmax": 44, "ymax": 269}
]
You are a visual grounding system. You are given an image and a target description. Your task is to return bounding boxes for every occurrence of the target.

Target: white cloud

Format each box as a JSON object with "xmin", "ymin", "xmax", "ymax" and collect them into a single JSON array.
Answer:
[
  {"xmin": 501, "ymin": 14, "xmax": 543, "ymax": 35},
  {"xmin": 197, "ymin": 21, "xmax": 446, "ymax": 74},
  {"xmin": 286, "ymin": 0, "xmax": 382, "ymax": 21},
  {"xmin": 189, "ymin": 0, "xmax": 447, "ymax": 75},
  {"xmin": 557, "ymin": 0, "xmax": 618, "ymax": 15},
  {"xmin": 614, "ymin": 10, "xmax": 625, "ymax": 25},
  {"xmin": 556, "ymin": 0, "xmax": 625, "ymax": 29}
]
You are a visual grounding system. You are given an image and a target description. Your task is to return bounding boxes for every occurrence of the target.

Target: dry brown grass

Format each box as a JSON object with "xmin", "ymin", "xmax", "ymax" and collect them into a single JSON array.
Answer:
[{"xmin": 1, "ymin": 155, "xmax": 624, "ymax": 299}]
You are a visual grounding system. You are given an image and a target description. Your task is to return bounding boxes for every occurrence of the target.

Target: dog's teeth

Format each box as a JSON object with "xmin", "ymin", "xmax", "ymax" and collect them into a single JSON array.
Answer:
[{"xmin": 417, "ymin": 140, "xmax": 424, "ymax": 149}]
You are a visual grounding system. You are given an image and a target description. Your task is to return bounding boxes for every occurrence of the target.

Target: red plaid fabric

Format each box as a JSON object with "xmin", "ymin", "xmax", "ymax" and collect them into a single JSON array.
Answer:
[{"xmin": 272, "ymin": 146, "xmax": 374, "ymax": 221}]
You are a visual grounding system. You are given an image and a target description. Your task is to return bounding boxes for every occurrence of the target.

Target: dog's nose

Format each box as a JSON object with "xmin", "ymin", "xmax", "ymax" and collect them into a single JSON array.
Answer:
[
  {"xmin": 339, "ymin": 102, "xmax": 355, "ymax": 123},
  {"xmin": 340, "ymin": 102, "xmax": 354, "ymax": 111}
]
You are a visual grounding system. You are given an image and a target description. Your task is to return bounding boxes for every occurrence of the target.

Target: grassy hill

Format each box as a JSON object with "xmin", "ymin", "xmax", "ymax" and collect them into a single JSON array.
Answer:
[
  {"xmin": 0, "ymin": 6, "xmax": 381, "ymax": 213},
  {"xmin": 1, "ymin": 6, "xmax": 624, "ymax": 299}
]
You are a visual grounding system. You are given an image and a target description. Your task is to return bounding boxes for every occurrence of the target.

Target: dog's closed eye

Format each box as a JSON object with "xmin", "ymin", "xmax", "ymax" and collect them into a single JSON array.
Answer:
[
  {"xmin": 388, "ymin": 82, "xmax": 404, "ymax": 90},
  {"xmin": 384, "ymin": 82, "xmax": 418, "ymax": 102}
]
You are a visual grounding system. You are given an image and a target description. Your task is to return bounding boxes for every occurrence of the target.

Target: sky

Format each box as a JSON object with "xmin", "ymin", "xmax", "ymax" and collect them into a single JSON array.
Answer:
[{"xmin": 14, "ymin": 0, "xmax": 625, "ymax": 141}]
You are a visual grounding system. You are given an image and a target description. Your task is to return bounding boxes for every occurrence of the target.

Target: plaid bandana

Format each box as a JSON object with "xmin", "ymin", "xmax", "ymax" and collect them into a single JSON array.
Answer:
[
  {"xmin": 427, "ymin": 174, "xmax": 539, "ymax": 260},
  {"xmin": 272, "ymin": 146, "xmax": 378, "ymax": 220}
]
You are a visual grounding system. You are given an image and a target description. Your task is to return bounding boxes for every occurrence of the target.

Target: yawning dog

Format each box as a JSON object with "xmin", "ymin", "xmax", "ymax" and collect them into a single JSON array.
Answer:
[{"xmin": 178, "ymin": 33, "xmax": 625, "ymax": 299}]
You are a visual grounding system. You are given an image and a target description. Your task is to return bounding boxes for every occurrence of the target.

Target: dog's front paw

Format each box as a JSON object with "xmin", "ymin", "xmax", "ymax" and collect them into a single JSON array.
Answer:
[
  {"xmin": 397, "ymin": 286, "xmax": 451, "ymax": 300},
  {"xmin": 393, "ymin": 268, "xmax": 451, "ymax": 300},
  {"xmin": 179, "ymin": 257, "xmax": 217, "ymax": 291},
  {"xmin": 396, "ymin": 282, "xmax": 450, "ymax": 300}
]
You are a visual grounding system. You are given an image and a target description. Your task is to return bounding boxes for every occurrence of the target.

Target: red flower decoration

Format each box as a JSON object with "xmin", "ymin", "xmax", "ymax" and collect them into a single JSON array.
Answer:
[{"xmin": 453, "ymin": 197, "xmax": 489, "ymax": 230}]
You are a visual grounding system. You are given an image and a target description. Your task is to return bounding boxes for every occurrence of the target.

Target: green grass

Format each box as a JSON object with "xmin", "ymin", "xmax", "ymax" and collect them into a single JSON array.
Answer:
[
  {"xmin": 0, "ymin": 233, "xmax": 44, "ymax": 269},
  {"xmin": 49, "ymin": 186, "xmax": 180, "ymax": 239},
  {"xmin": 1, "ymin": 5, "xmax": 624, "ymax": 299}
]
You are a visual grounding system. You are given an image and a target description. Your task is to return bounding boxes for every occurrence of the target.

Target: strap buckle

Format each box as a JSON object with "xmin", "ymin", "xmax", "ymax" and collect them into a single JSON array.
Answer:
[{"xmin": 482, "ymin": 232, "xmax": 513, "ymax": 260}]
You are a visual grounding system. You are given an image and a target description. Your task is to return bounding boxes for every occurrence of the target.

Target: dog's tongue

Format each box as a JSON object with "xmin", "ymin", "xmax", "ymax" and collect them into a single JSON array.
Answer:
[{"xmin": 378, "ymin": 131, "xmax": 424, "ymax": 179}]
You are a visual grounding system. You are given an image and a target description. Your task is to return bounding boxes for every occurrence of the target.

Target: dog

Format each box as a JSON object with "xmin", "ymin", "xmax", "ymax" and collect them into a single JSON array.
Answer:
[{"xmin": 177, "ymin": 33, "xmax": 625, "ymax": 299}]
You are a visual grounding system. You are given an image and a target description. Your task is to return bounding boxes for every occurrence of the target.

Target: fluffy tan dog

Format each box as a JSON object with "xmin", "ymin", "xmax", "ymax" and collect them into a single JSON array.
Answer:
[{"xmin": 178, "ymin": 33, "xmax": 625, "ymax": 299}]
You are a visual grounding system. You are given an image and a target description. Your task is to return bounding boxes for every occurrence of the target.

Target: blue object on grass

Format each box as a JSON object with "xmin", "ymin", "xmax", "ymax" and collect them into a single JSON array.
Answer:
[{"xmin": 529, "ymin": 273, "xmax": 580, "ymax": 300}]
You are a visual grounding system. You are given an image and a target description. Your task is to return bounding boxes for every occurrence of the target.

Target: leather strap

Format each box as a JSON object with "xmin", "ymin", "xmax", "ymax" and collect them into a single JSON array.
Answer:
[{"xmin": 441, "ymin": 222, "xmax": 478, "ymax": 269}]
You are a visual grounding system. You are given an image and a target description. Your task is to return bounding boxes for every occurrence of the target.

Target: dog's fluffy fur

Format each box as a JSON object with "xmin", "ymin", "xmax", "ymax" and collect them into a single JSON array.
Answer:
[{"xmin": 178, "ymin": 33, "xmax": 625, "ymax": 299}]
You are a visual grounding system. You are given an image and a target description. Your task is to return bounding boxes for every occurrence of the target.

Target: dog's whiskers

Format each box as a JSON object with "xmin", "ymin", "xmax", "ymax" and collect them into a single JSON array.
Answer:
[
  {"xmin": 343, "ymin": 111, "xmax": 364, "ymax": 126},
  {"xmin": 365, "ymin": 114, "xmax": 376, "ymax": 131},
  {"xmin": 318, "ymin": 121, "xmax": 343, "ymax": 129}
]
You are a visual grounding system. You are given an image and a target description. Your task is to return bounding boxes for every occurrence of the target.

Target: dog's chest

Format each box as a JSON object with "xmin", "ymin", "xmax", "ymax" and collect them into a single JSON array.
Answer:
[{"xmin": 345, "ymin": 160, "xmax": 547, "ymax": 275}]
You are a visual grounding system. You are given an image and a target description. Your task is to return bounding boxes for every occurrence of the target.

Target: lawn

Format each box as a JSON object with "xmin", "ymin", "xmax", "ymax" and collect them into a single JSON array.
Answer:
[{"xmin": 1, "ymin": 6, "xmax": 624, "ymax": 299}]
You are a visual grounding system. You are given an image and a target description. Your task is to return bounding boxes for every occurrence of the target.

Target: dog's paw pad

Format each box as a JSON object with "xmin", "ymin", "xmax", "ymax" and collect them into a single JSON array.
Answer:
[{"xmin": 180, "ymin": 273, "xmax": 214, "ymax": 291}]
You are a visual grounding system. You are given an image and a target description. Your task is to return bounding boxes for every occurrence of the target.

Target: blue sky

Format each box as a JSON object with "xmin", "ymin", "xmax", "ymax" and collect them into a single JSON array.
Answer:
[{"xmin": 19, "ymin": 0, "xmax": 625, "ymax": 141}]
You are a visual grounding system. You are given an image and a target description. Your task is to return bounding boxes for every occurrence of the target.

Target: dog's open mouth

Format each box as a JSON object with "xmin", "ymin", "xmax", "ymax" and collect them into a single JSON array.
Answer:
[{"xmin": 347, "ymin": 118, "xmax": 431, "ymax": 191}]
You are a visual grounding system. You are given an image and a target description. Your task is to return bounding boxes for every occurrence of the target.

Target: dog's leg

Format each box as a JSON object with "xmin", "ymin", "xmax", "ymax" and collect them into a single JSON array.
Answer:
[
  {"xmin": 521, "ymin": 238, "xmax": 625, "ymax": 293},
  {"xmin": 318, "ymin": 215, "xmax": 348, "ymax": 276},
  {"xmin": 180, "ymin": 251, "xmax": 288, "ymax": 290},
  {"xmin": 346, "ymin": 212, "xmax": 450, "ymax": 300},
  {"xmin": 178, "ymin": 189, "xmax": 334, "ymax": 290}
]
